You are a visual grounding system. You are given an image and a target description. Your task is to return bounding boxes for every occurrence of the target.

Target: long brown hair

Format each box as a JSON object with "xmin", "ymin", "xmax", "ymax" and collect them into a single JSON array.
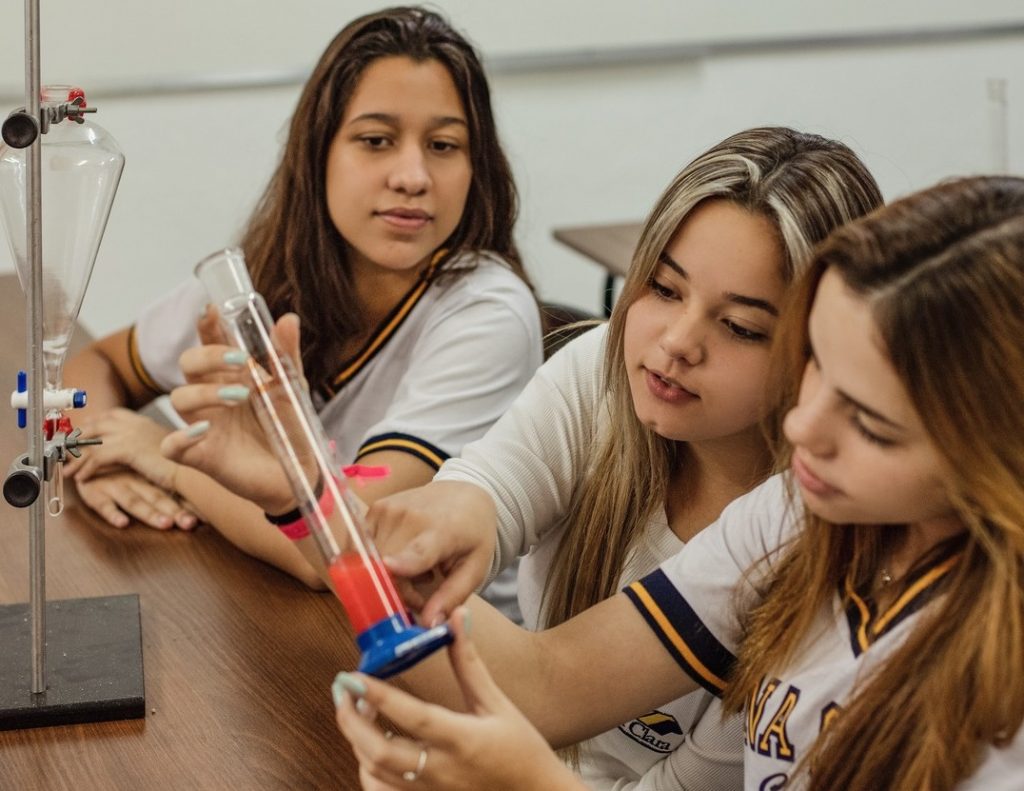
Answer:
[
  {"xmin": 240, "ymin": 7, "xmax": 525, "ymax": 390},
  {"xmin": 727, "ymin": 176, "xmax": 1024, "ymax": 790},
  {"xmin": 542, "ymin": 128, "xmax": 882, "ymax": 636}
]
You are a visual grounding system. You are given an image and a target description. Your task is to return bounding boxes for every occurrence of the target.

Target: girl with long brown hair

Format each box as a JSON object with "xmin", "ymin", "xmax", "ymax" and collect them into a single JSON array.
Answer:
[
  {"xmin": 62, "ymin": 7, "xmax": 540, "ymax": 589},
  {"xmin": 333, "ymin": 175, "xmax": 1024, "ymax": 791},
  {"xmin": 162, "ymin": 126, "xmax": 882, "ymax": 789}
]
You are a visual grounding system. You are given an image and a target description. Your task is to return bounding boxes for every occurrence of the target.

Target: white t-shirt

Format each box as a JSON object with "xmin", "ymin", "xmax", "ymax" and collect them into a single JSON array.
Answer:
[
  {"xmin": 437, "ymin": 325, "xmax": 743, "ymax": 791},
  {"xmin": 131, "ymin": 251, "xmax": 542, "ymax": 472},
  {"xmin": 626, "ymin": 473, "xmax": 1024, "ymax": 790}
]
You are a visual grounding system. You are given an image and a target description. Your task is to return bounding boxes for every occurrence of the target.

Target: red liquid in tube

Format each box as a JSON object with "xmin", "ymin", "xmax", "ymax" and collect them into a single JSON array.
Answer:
[{"xmin": 329, "ymin": 552, "xmax": 406, "ymax": 634}]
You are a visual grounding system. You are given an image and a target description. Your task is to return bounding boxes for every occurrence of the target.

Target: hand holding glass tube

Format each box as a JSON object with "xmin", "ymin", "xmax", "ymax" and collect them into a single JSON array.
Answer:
[{"xmin": 174, "ymin": 248, "xmax": 452, "ymax": 677}]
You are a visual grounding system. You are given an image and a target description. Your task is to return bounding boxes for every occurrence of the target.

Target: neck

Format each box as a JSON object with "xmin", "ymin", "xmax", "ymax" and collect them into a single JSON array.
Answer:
[
  {"xmin": 666, "ymin": 430, "xmax": 771, "ymax": 543},
  {"xmin": 350, "ymin": 253, "xmax": 431, "ymax": 327},
  {"xmin": 886, "ymin": 515, "xmax": 965, "ymax": 580}
]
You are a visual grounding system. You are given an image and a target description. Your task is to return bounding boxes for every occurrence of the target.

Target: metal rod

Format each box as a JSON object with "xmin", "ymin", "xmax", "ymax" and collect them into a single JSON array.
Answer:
[{"xmin": 25, "ymin": 0, "xmax": 46, "ymax": 696}]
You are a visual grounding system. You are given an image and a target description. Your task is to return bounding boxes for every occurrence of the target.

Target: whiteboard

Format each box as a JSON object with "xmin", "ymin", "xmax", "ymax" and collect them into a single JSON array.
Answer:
[{"xmin": 2, "ymin": 0, "xmax": 1023, "ymax": 93}]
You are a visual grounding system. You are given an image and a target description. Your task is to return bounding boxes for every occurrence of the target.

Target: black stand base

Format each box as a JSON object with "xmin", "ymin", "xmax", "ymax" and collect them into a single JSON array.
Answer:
[{"xmin": 0, "ymin": 594, "xmax": 145, "ymax": 730}]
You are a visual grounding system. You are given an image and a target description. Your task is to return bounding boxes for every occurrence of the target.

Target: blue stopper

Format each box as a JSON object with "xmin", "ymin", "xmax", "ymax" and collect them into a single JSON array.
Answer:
[
  {"xmin": 355, "ymin": 613, "xmax": 453, "ymax": 679},
  {"xmin": 72, "ymin": 390, "xmax": 87, "ymax": 409},
  {"xmin": 16, "ymin": 370, "xmax": 26, "ymax": 429}
]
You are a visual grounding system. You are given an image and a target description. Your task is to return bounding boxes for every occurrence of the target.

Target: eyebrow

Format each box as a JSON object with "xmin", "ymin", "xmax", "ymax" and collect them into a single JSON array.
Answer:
[
  {"xmin": 658, "ymin": 251, "xmax": 779, "ymax": 317},
  {"xmin": 346, "ymin": 112, "xmax": 468, "ymax": 130},
  {"xmin": 807, "ymin": 347, "xmax": 906, "ymax": 431}
]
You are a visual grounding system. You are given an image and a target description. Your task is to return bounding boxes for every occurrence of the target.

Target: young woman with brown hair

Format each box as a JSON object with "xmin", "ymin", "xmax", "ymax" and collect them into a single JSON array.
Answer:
[{"xmin": 62, "ymin": 7, "xmax": 540, "ymax": 591}]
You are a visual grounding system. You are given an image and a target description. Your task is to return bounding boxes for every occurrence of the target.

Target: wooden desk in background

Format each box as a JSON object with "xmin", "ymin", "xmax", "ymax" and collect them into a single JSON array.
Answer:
[
  {"xmin": 0, "ymin": 275, "xmax": 362, "ymax": 789},
  {"xmin": 552, "ymin": 221, "xmax": 642, "ymax": 316}
]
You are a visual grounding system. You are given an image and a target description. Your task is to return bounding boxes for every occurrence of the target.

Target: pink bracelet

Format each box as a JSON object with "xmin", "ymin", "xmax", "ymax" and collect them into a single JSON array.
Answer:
[{"xmin": 267, "ymin": 465, "xmax": 389, "ymax": 541}]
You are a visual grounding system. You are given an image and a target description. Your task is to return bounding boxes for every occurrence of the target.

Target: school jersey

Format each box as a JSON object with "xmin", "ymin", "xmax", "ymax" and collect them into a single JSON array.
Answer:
[
  {"xmin": 624, "ymin": 473, "xmax": 1024, "ymax": 790},
  {"xmin": 130, "ymin": 251, "xmax": 542, "ymax": 471}
]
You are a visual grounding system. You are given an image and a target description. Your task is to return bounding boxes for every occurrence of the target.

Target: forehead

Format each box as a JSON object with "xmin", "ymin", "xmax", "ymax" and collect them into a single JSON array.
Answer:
[
  {"xmin": 343, "ymin": 56, "xmax": 465, "ymax": 123},
  {"xmin": 661, "ymin": 199, "xmax": 786, "ymax": 299},
  {"xmin": 809, "ymin": 269, "xmax": 922, "ymax": 429}
]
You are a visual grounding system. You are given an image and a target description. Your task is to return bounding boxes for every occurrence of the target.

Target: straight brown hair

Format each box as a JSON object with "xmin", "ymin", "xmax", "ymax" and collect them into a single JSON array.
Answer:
[
  {"xmin": 727, "ymin": 176, "xmax": 1024, "ymax": 790},
  {"xmin": 239, "ymin": 7, "xmax": 526, "ymax": 391}
]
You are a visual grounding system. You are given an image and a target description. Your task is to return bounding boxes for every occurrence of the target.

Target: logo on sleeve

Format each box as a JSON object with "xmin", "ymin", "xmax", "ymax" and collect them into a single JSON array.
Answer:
[{"xmin": 618, "ymin": 710, "xmax": 685, "ymax": 754}]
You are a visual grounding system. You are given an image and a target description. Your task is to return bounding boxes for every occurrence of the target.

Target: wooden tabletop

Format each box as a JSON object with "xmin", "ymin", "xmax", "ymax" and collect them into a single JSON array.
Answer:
[
  {"xmin": 552, "ymin": 221, "xmax": 644, "ymax": 279},
  {"xmin": 0, "ymin": 275, "xmax": 363, "ymax": 789}
]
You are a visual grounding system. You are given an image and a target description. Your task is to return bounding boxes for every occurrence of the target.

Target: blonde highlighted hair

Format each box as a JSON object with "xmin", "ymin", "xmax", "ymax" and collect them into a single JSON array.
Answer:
[
  {"xmin": 727, "ymin": 175, "xmax": 1024, "ymax": 790},
  {"xmin": 542, "ymin": 127, "xmax": 882, "ymax": 636}
]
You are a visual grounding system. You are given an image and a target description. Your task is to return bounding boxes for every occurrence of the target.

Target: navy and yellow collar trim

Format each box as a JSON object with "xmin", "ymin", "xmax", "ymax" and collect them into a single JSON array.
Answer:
[
  {"xmin": 355, "ymin": 432, "xmax": 450, "ymax": 472},
  {"xmin": 127, "ymin": 325, "xmax": 164, "ymax": 396},
  {"xmin": 843, "ymin": 547, "xmax": 962, "ymax": 657},
  {"xmin": 321, "ymin": 249, "xmax": 447, "ymax": 400}
]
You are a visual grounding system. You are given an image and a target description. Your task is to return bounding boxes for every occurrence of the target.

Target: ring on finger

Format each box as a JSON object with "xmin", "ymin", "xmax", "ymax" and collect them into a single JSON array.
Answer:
[{"xmin": 402, "ymin": 746, "xmax": 428, "ymax": 782}]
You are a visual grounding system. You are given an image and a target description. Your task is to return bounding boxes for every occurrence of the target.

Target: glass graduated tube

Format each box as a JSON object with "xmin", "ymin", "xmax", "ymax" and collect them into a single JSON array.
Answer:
[{"xmin": 194, "ymin": 248, "xmax": 451, "ymax": 678}]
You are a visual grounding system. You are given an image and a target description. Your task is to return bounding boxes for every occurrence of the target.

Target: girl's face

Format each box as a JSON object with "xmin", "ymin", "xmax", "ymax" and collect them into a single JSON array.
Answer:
[
  {"xmin": 783, "ymin": 268, "xmax": 954, "ymax": 527},
  {"xmin": 326, "ymin": 56, "xmax": 472, "ymax": 278},
  {"xmin": 623, "ymin": 199, "xmax": 785, "ymax": 448}
]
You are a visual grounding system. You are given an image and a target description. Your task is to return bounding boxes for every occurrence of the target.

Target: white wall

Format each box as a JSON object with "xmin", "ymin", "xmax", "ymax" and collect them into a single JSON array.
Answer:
[{"xmin": 0, "ymin": 4, "xmax": 1021, "ymax": 337}]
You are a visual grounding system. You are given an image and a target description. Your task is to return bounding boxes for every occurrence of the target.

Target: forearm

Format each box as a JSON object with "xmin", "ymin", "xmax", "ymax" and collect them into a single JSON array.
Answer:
[{"xmin": 173, "ymin": 465, "xmax": 326, "ymax": 589}]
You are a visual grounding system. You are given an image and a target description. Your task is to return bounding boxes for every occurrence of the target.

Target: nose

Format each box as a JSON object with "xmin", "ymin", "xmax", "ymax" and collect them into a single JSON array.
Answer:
[
  {"xmin": 659, "ymin": 306, "xmax": 705, "ymax": 366},
  {"xmin": 386, "ymin": 142, "xmax": 430, "ymax": 196},
  {"xmin": 782, "ymin": 362, "xmax": 835, "ymax": 458}
]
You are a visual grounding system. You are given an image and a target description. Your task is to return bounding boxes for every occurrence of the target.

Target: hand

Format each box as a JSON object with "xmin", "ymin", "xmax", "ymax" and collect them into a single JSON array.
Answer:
[
  {"xmin": 67, "ymin": 407, "xmax": 178, "ymax": 491},
  {"xmin": 366, "ymin": 481, "xmax": 498, "ymax": 626},
  {"xmin": 75, "ymin": 469, "xmax": 199, "ymax": 530},
  {"xmin": 334, "ymin": 608, "xmax": 586, "ymax": 791},
  {"xmin": 160, "ymin": 311, "xmax": 306, "ymax": 516}
]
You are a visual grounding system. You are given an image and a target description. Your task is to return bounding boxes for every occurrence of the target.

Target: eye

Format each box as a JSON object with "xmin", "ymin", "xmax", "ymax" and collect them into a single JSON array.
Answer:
[
  {"xmin": 428, "ymin": 139, "xmax": 461, "ymax": 154},
  {"xmin": 359, "ymin": 135, "xmax": 391, "ymax": 150},
  {"xmin": 648, "ymin": 278, "xmax": 676, "ymax": 300},
  {"xmin": 852, "ymin": 416, "xmax": 896, "ymax": 447},
  {"xmin": 723, "ymin": 320, "xmax": 768, "ymax": 343}
]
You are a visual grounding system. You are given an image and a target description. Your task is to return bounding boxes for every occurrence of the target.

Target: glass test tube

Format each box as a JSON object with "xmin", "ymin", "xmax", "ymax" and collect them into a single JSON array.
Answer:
[{"xmin": 195, "ymin": 248, "xmax": 451, "ymax": 677}]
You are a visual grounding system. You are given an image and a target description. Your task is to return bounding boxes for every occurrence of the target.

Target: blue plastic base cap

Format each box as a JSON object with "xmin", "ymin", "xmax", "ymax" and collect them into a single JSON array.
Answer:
[{"xmin": 356, "ymin": 614, "xmax": 453, "ymax": 679}]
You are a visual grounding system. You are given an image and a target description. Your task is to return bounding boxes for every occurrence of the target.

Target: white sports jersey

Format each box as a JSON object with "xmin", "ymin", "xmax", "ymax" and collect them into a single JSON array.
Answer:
[
  {"xmin": 130, "ymin": 251, "xmax": 542, "ymax": 470},
  {"xmin": 625, "ymin": 473, "xmax": 1024, "ymax": 790},
  {"xmin": 438, "ymin": 325, "xmax": 743, "ymax": 790}
]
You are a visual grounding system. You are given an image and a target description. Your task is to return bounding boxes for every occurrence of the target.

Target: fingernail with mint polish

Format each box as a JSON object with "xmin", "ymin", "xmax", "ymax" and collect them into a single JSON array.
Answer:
[
  {"xmin": 223, "ymin": 349, "xmax": 248, "ymax": 365},
  {"xmin": 186, "ymin": 420, "xmax": 210, "ymax": 438},
  {"xmin": 217, "ymin": 385, "xmax": 250, "ymax": 402},
  {"xmin": 333, "ymin": 672, "xmax": 366, "ymax": 703},
  {"xmin": 331, "ymin": 676, "xmax": 347, "ymax": 708}
]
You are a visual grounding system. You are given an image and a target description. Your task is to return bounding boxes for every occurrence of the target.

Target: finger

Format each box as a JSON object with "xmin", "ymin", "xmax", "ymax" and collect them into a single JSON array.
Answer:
[
  {"xmin": 160, "ymin": 422, "xmax": 210, "ymax": 463},
  {"xmin": 197, "ymin": 305, "xmax": 228, "ymax": 345},
  {"xmin": 445, "ymin": 606, "xmax": 506, "ymax": 715},
  {"xmin": 119, "ymin": 478, "xmax": 175, "ymax": 530},
  {"xmin": 76, "ymin": 480, "xmax": 130, "ymax": 529},
  {"xmin": 272, "ymin": 313, "xmax": 304, "ymax": 379},
  {"xmin": 416, "ymin": 559, "xmax": 489, "ymax": 629},
  {"xmin": 346, "ymin": 673, "xmax": 462, "ymax": 750},
  {"xmin": 169, "ymin": 381, "xmax": 247, "ymax": 415},
  {"xmin": 335, "ymin": 687, "xmax": 423, "ymax": 787},
  {"xmin": 178, "ymin": 343, "xmax": 250, "ymax": 385}
]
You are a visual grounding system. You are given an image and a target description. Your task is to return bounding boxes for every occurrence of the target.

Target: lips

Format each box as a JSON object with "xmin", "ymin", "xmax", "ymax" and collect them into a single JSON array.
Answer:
[
  {"xmin": 376, "ymin": 207, "xmax": 432, "ymax": 230},
  {"xmin": 791, "ymin": 452, "xmax": 841, "ymax": 497},
  {"xmin": 644, "ymin": 367, "xmax": 698, "ymax": 404}
]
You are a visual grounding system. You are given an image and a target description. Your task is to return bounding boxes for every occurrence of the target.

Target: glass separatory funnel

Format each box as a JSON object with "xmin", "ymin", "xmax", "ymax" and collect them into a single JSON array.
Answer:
[
  {"xmin": 0, "ymin": 85, "xmax": 125, "ymax": 514},
  {"xmin": 195, "ymin": 248, "xmax": 452, "ymax": 678}
]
